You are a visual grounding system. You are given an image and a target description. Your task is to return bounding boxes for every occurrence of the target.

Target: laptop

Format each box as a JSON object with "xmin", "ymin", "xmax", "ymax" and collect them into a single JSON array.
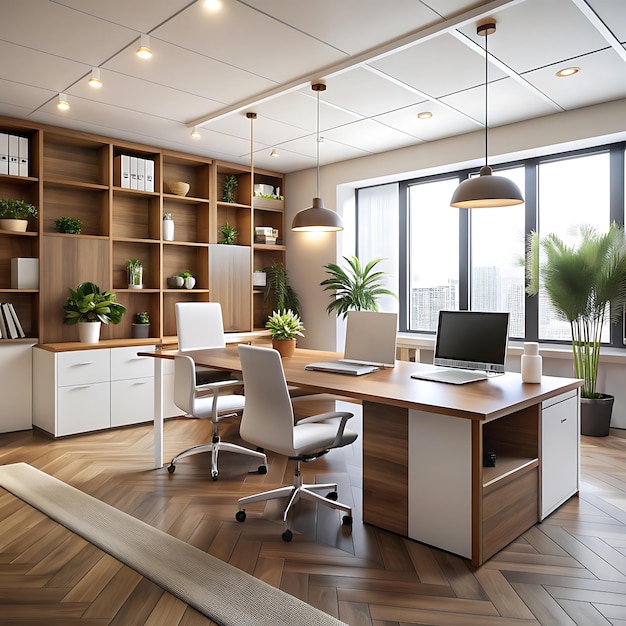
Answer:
[
  {"xmin": 306, "ymin": 311, "xmax": 398, "ymax": 375},
  {"xmin": 411, "ymin": 310, "xmax": 510, "ymax": 385}
]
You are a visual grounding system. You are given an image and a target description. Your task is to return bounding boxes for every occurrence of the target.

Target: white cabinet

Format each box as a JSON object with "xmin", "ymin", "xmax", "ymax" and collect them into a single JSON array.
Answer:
[
  {"xmin": 111, "ymin": 347, "xmax": 154, "ymax": 427},
  {"xmin": 541, "ymin": 389, "xmax": 580, "ymax": 519},
  {"xmin": 33, "ymin": 345, "xmax": 162, "ymax": 437},
  {"xmin": 0, "ymin": 342, "xmax": 35, "ymax": 433}
]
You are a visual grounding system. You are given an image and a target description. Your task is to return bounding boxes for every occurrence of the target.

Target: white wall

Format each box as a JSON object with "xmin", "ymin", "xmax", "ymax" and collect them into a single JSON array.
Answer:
[{"xmin": 285, "ymin": 98, "xmax": 626, "ymax": 427}]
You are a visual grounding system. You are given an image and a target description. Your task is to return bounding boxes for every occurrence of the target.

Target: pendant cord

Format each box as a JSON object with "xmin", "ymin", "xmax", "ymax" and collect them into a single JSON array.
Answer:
[
  {"xmin": 484, "ymin": 29, "xmax": 489, "ymax": 168},
  {"xmin": 316, "ymin": 89, "xmax": 320, "ymax": 197}
]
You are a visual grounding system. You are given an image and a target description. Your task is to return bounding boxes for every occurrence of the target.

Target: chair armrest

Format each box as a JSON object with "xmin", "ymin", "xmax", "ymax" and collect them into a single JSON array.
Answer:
[
  {"xmin": 196, "ymin": 378, "xmax": 243, "ymax": 394},
  {"xmin": 298, "ymin": 411, "xmax": 354, "ymax": 449}
]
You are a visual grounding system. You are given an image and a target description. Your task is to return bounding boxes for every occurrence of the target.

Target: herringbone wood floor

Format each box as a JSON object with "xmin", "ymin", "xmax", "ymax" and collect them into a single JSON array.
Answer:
[{"xmin": 1, "ymin": 398, "xmax": 626, "ymax": 625}]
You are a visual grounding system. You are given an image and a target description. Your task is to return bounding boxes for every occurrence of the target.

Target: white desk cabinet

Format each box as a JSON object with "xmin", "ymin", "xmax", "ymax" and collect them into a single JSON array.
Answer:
[
  {"xmin": 33, "ymin": 344, "xmax": 161, "ymax": 437},
  {"xmin": 541, "ymin": 389, "xmax": 580, "ymax": 519}
]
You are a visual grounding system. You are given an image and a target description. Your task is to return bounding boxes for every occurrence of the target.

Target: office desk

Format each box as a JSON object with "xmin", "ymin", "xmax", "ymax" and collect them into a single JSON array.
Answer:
[{"xmin": 143, "ymin": 346, "xmax": 582, "ymax": 566}]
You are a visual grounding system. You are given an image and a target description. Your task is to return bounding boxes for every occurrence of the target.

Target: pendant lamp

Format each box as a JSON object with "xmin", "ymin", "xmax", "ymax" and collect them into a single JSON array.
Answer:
[
  {"xmin": 291, "ymin": 82, "xmax": 343, "ymax": 232},
  {"xmin": 450, "ymin": 22, "xmax": 523, "ymax": 209}
]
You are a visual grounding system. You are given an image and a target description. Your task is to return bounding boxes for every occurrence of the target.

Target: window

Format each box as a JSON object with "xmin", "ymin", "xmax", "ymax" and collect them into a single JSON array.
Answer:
[
  {"xmin": 470, "ymin": 167, "xmax": 525, "ymax": 338},
  {"xmin": 355, "ymin": 143, "xmax": 625, "ymax": 347},
  {"xmin": 537, "ymin": 152, "xmax": 611, "ymax": 341},
  {"xmin": 407, "ymin": 178, "xmax": 459, "ymax": 332}
]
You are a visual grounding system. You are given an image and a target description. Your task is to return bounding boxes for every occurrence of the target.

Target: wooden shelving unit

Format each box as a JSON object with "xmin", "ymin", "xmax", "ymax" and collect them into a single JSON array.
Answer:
[{"xmin": 0, "ymin": 115, "xmax": 285, "ymax": 346}]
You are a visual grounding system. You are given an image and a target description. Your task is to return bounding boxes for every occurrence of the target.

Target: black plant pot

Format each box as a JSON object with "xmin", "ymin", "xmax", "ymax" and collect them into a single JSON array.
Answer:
[
  {"xmin": 580, "ymin": 394, "xmax": 614, "ymax": 437},
  {"xmin": 132, "ymin": 323, "xmax": 150, "ymax": 339}
]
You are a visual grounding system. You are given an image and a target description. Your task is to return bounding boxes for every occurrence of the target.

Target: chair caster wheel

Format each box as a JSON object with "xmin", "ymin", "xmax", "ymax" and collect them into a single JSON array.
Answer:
[
  {"xmin": 342, "ymin": 515, "xmax": 353, "ymax": 526},
  {"xmin": 235, "ymin": 510, "xmax": 246, "ymax": 522},
  {"xmin": 258, "ymin": 465, "xmax": 267, "ymax": 475},
  {"xmin": 256, "ymin": 446, "xmax": 264, "ymax": 453},
  {"xmin": 326, "ymin": 491, "xmax": 338, "ymax": 501},
  {"xmin": 281, "ymin": 529, "xmax": 293, "ymax": 542},
  {"xmin": 211, "ymin": 472, "xmax": 218, "ymax": 481},
  {"xmin": 167, "ymin": 465, "xmax": 176, "ymax": 474}
]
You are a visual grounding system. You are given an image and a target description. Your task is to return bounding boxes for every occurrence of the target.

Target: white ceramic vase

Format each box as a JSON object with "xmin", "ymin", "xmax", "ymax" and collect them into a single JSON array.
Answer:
[
  {"xmin": 163, "ymin": 218, "xmax": 174, "ymax": 241},
  {"xmin": 78, "ymin": 321, "xmax": 101, "ymax": 344},
  {"xmin": 184, "ymin": 276, "xmax": 196, "ymax": 289}
]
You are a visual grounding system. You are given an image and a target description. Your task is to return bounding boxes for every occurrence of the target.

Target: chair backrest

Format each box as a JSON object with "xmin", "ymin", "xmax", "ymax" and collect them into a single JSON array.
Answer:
[
  {"xmin": 175, "ymin": 302, "xmax": 226, "ymax": 351},
  {"xmin": 237, "ymin": 345, "xmax": 295, "ymax": 456},
  {"xmin": 173, "ymin": 354, "xmax": 197, "ymax": 415},
  {"xmin": 344, "ymin": 310, "xmax": 398, "ymax": 367}
]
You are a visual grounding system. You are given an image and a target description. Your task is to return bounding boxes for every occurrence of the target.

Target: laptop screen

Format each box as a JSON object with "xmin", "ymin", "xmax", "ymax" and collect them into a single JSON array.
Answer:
[
  {"xmin": 433, "ymin": 311, "xmax": 510, "ymax": 373},
  {"xmin": 344, "ymin": 311, "xmax": 398, "ymax": 367}
]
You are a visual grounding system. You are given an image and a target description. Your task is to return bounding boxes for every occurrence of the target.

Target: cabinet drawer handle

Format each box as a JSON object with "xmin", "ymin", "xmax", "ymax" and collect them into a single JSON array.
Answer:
[
  {"xmin": 71, "ymin": 385, "xmax": 92, "ymax": 390},
  {"xmin": 75, "ymin": 361, "xmax": 94, "ymax": 366}
]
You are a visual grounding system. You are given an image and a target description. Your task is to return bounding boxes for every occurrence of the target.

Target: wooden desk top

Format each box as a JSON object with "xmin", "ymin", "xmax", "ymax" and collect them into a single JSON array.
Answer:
[{"xmin": 141, "ymin": 346, "xmax": 583, "ymax": 422}]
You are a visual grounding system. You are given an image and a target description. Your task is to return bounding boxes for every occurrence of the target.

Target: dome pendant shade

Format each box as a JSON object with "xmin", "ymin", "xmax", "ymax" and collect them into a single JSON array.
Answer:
[
  {"xmin": 291, "ymin": 197, "xmax": 343, "ymax": 231},
  {"xmin": 450, "ymin": 166, "xmax": 524, "ymax": 208}
]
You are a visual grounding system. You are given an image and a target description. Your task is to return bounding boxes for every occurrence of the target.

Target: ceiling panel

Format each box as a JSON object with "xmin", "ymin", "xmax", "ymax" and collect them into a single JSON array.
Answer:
[{"xmin": 0, "ymin": 0, "xmax": 623, "ymax": 173}]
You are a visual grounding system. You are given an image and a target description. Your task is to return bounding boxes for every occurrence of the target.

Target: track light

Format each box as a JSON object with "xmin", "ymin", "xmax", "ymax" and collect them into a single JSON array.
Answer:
[
  {"xmin": 57, "ymin": 93, "xmax": 70, "ymax": 111},
  {"xmin": 190, "ymin": 127, "xmax": 201, "ymax": 139},
  {"xmin": 88, "ymin": 68, "xmax": 102, "ymax": 88},
  {"xmin": 136, "ymin": 34, "xmax": 152, "ymax": 59}
]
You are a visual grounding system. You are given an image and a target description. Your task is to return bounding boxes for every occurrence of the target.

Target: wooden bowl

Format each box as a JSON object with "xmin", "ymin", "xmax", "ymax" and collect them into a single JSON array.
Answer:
[{"xmin": 168, "ymin": 181, "xmax": 190, "ymax": 196}]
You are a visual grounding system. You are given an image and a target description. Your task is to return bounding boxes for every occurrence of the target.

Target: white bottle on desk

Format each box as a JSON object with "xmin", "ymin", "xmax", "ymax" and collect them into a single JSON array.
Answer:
[{"xmin": 521, "ymin": 342, "xmax": 542, "ymax": 383}]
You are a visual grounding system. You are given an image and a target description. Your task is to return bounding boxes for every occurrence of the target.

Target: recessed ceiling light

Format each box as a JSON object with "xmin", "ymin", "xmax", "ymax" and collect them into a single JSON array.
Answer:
[
  {"xmin": 88, "ymin": 68, "xmax": 102, "ymax": 88},
  {"xmin": 270, "ymin": 149, "xmax": 280, "ymax": 157},
  {"xmin": 204, "ymin": 0, "xmax": 221, "ymax": 9},
  {"xmin": 190, "ymin": 127, "xmax": 201, "ymax": 139},
  {"xmin": 136, "ymin": 34, "xmax": 152, "ymax": 59},
  {"xmin": 57, "ymin": 93, "xmax": 70, "ymax": 111},
  {"xmin": 556, "ymin": 67, "xmax": 580, "ymax": 77},
  {"xmin": 417, "ymin": 111, "xmax": 432, "ymax": 119}
]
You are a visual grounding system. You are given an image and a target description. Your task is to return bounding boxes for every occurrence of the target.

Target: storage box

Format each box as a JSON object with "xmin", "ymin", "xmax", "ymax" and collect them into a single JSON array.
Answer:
[
  {"xmin": 255, "ymin": 226, "xmax": 274, "ymax": 237},
  {"xmin": 11, "ymin": 258, "xmax": 39, "ymax": 289},
  {"xmin": 253, "ymin": 271, "xmax": 267, "ymax": 287}
]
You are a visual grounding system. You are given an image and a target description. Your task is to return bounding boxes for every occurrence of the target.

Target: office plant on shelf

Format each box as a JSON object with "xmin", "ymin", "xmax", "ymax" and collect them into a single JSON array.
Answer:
[{"xmin": 132, "ymin": 311, "xmax": 151, "ymax": 338}]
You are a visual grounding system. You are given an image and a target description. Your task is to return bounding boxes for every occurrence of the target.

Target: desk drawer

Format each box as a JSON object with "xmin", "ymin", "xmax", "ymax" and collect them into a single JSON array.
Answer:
[
  {"xmin": 58, "ymin": 349, "xmax": 110, "ymax": 386},
  {"xmin": 111, "ymin": 346, "xmax": 156, "ymax": 381}
]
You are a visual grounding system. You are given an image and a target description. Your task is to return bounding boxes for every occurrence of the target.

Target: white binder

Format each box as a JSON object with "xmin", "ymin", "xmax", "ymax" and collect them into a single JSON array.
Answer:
[
  {"xmin": 145, "ymin": 159, "xmax": 154, "ymax": 192},
  {"xmin": 18, "ymin": 136, "xmax": 29, "ymax": 177},
  {"xmin": 8, "ymin": 134, "xmax": 19, "ymax": 176},
  {"xmin": 121, "ymin": 154, "xmax": 130, "ymax": 188},
  {"xmin": 0, "ymin": 133, "xmax": 8, "ymax": 175},
  {"xmin": 130, "ymin": 156, "xmax": 138, "ymax": 190}
]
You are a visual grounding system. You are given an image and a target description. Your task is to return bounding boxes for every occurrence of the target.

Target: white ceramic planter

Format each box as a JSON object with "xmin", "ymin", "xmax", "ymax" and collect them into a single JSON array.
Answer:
[
  {"xmin": 184, "ymin": 276, "xmax": 196, "ymax": 289},
  {"xmin": 0, "ymin": 218, "xmax": 28, "ymax": 232},
  {"xmin": 78, "ymin": 321, "xmax": 101, "ymax": 344}
]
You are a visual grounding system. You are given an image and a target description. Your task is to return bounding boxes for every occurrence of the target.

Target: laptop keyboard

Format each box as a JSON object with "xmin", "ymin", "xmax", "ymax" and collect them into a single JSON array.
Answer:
[{"xmin": 411, "ymin": 368, "xmax": 488, "ymax": 384}]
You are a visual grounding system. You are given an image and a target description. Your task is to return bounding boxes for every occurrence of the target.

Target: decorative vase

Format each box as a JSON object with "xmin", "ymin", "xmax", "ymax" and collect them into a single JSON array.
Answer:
[
  {"xmin": 272, "ymin": 338, "xmax": 296, "ymax": 358},
  {"xmin": 128, "ymin": 265, "xmax": 143, "ymax": 289},
  {"xmin": 0, "ymin": 218, "xmax": 28, "ymax": 232},
  {"xmin": 78, "ymin": 321, "xmax": 101, "ymax": 344},
  {"xmin": 184, "ymin": 276, "xmax": 196, "ymax": 289},
  {"xmin": 163, "ymin": 216, "xmax": 174, "ymax": 241},
  {"xmin": 581, "ymin": 394, "xmax": 614, "ymax": 437},
  {"xmin": 167, "ymin": 275, "xmax": 184, "ymax": 288},
  {"xmin": 132, "ymin": 323, "xmax": 150, "ymax": 338},
  {"xmin": 521, "ymin": 342, "xmax": 542, "ymax": 383}
]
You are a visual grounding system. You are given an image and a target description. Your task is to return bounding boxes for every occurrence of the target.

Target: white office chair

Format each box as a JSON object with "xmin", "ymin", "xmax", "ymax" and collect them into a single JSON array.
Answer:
[
  {"xmin": 170, "ymin": 354, "xmax": 267, "ymax": 479},
  {"xmin": 234, "ymin": 344, "xmax": 357, "ymax": 541},
  {"xmin": 175, "ymin": 301, "xmax": 238, "ymax": 387}
]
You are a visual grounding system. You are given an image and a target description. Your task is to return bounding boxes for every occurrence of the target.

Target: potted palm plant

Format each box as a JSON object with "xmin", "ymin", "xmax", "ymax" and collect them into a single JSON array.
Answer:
[
  {"xmin": 320, "ymin": 255, "xmax": 397, "ymax": 318},
  {"xmin": 63, "ymin": 281, "xmax": 126, "ymax": 343},
  {"xmin": 526, "ymin": 223, "xmax": 626, "ymax": 436},
  {"xmin": 266, "ymin": 309, "xmax": 304, "ymax": 358}
]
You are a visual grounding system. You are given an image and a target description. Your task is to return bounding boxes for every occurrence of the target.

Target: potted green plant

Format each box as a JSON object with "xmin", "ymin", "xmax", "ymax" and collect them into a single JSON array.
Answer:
[
  {"xmin": 178, "ymin": 270, "xmax": 195, "ymax": 289},
  {"xmin": 0, "ymin": 199, "xmax": 37, "ymax": 232},
  {"xmin": 219, "ymin": 222, "xmax": 238, "ymax": 245},
  {"xmin": 266, "ymin": 309, "xmax": 305, "ymax": 358},
  {"xmin": 320, "ymin": 255, "xmax": 397, "ymax": 318},
  {"xmin": 126, "ymin": 258, "xmax": 143, "ymax": 289},
  {"xmin": 132, "ymin": 311, "xmax": 151, "ymax": 338},
  {"xmin": 526, "ymin": 223, "xmax": 626, "ymax": 436},
  {"xmin": 63, "ymin": 281, "xmax": 126, "ymax": 343},
  {"xmin": 53, "ymin": 216, "xmax": 82, "ymax": 234},
  {"xmin": 264, "ymin": 262, "xmax": 301, "ymax": 318},
  {"xmin": 222, "ymin": 175, "xmax": 238, "ymax": 203}
]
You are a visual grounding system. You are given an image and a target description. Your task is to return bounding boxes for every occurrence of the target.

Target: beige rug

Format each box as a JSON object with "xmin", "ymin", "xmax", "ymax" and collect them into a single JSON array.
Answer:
[{"xmin": 0, "ymin": 462, "xmax": 347, "ymax": 626}]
